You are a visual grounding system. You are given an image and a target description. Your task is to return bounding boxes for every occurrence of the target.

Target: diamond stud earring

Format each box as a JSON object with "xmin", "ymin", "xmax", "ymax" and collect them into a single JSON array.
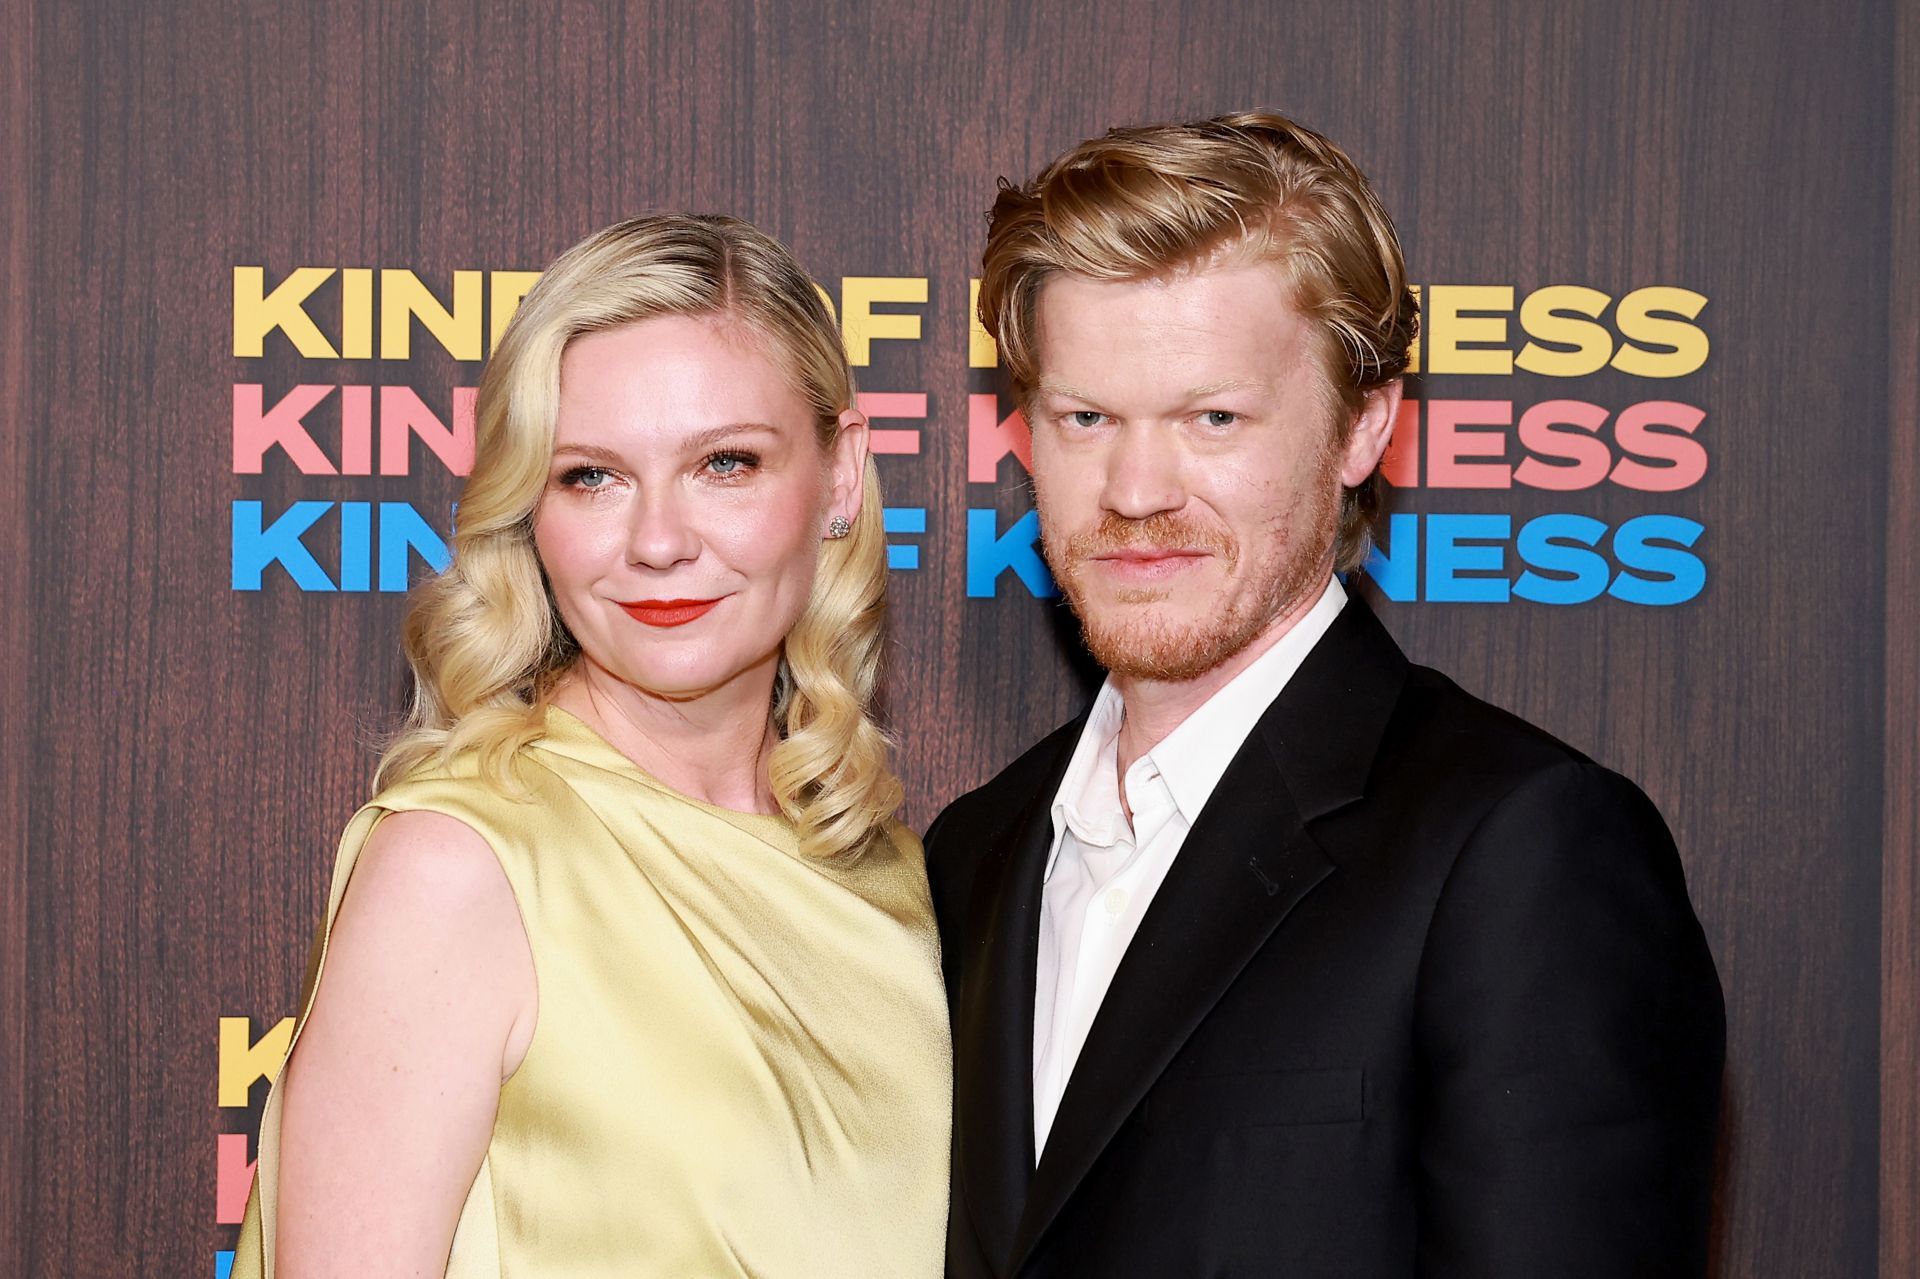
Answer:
[{"xmin": 827, "ymin": 516, "xmax": 852, "ymax": 540}]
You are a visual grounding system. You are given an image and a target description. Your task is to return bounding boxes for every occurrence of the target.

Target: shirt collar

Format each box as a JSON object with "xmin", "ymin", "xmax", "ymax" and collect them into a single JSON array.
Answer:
[
  {"xmin": 1148, "ymin": 576, "xmax": 1347, "ymax": 823},
  {"xmin": 1046, "ymin": 575, "xmax": 1348, "ymax": 873},
  {"xmin": 1045, "ymin": 682, "xmax": 1128, "ymax": 876}
]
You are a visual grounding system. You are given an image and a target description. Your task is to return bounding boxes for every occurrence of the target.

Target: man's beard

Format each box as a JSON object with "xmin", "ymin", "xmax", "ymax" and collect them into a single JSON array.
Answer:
[{"xmin": 1040, "ymin": 464, "xmax": 1342, "ymax": 685}]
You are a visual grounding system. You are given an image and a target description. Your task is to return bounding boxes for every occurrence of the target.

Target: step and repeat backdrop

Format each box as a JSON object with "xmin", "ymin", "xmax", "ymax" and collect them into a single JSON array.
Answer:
[{"xmin": 5, "ymin": 0, "xmax": 1914, "ymax": 1275}]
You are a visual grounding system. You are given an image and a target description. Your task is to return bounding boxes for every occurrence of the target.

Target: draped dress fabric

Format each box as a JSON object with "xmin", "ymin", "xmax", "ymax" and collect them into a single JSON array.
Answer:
[{"xmin": 232, "ymin": 706, "xmax": 952, "ymax": 1278}]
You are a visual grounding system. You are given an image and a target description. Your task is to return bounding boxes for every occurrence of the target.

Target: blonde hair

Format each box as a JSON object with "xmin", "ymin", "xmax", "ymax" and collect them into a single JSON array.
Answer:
[
  {"xmin": 978, "ymin": 110, "xmax": 1419, "ymax": 571},
  {"xmin": 377, "ymin": 214, "xmax": 902, "ymax": 861}
]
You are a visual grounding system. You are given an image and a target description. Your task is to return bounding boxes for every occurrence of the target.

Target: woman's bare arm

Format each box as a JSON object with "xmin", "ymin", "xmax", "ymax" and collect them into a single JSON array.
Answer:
[{"xmin": 275, "ymin": 810, "xmax": 538, "ymax": 1278}]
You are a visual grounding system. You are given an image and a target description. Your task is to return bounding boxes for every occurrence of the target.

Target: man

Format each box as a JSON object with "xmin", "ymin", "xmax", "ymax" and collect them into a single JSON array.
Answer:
[{"xmin": 925, "ymin": 112, "xmax": 1724, "ymax": 1278}]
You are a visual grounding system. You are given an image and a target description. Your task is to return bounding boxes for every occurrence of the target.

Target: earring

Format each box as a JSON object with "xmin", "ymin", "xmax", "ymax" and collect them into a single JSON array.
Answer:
[{"xmin": 826, "ymin": 516, "xmax": 852, "ymax": 540}]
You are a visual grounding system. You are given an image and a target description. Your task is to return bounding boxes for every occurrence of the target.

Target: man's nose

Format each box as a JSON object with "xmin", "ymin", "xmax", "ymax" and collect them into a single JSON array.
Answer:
[
  {"xmin": 624, "ymin": 487, "xmax": 702, "ymax": 569},
  {"xmin": 1099, "ymin": 422, "xmax": 1187, "ymax": 520}
]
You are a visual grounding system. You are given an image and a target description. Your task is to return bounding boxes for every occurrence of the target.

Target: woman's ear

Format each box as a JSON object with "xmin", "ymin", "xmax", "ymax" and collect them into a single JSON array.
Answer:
[{"xmin": 827, "ymin": 407, "xmax": 870, "ymax": 526}]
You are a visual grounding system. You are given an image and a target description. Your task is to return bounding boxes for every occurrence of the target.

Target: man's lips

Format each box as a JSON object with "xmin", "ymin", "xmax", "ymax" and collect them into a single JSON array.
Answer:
[
  {"xmin": 617, "ymin": 598, "xmax": 723, "ymax": 627},
  {"xmin": 1085, "ymin": 548, "xmax": 1211, "ymax": 579}
]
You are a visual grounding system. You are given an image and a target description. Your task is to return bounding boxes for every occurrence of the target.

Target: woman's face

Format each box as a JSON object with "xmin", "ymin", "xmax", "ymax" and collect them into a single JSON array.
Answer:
[{"xmin": 533, "ymin": 314, "xmax": 866, "ymax": 704}]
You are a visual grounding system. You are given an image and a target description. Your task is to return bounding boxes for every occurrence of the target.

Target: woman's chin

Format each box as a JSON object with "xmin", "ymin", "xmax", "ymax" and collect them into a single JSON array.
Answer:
[{"xmin": 576, "ymin": 650, "xmax": 780, "ymax": 706}]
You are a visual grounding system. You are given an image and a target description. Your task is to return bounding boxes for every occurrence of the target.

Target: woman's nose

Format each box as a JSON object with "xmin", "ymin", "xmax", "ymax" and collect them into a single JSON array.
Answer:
[{"xmin": 623, "ymin": 489, "xmax": 702, "ymax": 569}]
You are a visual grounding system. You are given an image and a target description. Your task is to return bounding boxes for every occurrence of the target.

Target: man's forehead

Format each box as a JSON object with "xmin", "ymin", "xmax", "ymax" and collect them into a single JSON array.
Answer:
[
  {"xmin": 1033, "ymin": 273, "xmax": 1315, "ymax": 388},
  {"xmin": 1035, "ymin": 260, "xmax": 1310, "ymax": 335}
]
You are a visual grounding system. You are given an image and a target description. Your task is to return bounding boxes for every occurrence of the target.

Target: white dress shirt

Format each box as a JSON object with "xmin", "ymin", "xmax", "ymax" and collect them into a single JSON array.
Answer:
[{"xmin": 1031, "ymin": 576, "xmax": 1347, "ymax": 1156}]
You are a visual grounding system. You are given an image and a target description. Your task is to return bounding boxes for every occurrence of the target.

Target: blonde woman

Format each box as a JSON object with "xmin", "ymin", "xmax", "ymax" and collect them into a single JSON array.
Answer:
[{"xmin": 232, "ymin": 215, "xmax": 951, "ymax": 1278}]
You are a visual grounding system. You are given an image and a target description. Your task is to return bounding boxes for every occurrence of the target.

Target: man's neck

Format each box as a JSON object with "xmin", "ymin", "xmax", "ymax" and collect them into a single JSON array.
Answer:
[{"xmin": 1112, "ymin": 576, "xmax": 1332, "ymax": 783}]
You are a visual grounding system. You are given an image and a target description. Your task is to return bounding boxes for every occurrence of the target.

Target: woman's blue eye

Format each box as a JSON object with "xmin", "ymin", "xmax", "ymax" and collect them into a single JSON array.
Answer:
[
  {"xmin": 704, "ymin": 450, "xmax": 758, "ymax": 477},
  {"xmin": 1200, "ymin": 410, "xmax": 1238, "ymax": 428},
  {"xmin": 563, "ymin": 466, "xmax": 611, "ymax": 489}
]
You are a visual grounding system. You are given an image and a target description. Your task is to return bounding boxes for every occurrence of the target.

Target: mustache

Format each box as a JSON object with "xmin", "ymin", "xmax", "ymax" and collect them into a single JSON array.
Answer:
[{"xmin": 1057, "ymin": 511, "xmax": 1238, "ymax": 569}]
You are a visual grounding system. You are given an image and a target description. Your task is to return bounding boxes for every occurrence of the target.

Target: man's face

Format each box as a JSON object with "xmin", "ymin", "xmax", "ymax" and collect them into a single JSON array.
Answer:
[{"xmin": 1028, "ymin": 256, "xmax": 1387, "ymax": 684}]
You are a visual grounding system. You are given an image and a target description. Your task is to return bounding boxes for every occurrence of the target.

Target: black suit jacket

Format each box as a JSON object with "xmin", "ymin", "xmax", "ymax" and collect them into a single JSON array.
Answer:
[{"xmin": 924, "ymin": 596, "xmax": 1724, "ymax": 1278}]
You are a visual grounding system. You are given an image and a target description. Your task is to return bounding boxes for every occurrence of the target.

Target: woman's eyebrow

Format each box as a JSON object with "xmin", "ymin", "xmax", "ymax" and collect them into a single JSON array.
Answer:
[
  {"xmin": 549, "ymin": 442, "xmax": 625, "ymax": 464},
  {"xmin": 679, "ymin": 422, "xmax": 781, "ymax": 451},
  {"xmin": 550, "ymin": 423, "xmax": 782, "ymax": 465}
]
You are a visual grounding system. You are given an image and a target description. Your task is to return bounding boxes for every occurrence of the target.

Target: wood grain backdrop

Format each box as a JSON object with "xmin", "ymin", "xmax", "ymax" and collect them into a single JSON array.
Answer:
[
  {"xmin": 1884, "ymin": 4, "xmax": 1919, "ymax": 1275},
  {"xmin": 3, "ymin": 0, "xmax": 1911, "ymax": 1274}
]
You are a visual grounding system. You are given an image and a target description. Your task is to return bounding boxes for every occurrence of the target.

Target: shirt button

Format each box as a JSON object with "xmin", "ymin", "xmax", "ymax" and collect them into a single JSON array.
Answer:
[{"xmin": 1103, "ymin": 887, "xmax": 1128, "ymax": 916}]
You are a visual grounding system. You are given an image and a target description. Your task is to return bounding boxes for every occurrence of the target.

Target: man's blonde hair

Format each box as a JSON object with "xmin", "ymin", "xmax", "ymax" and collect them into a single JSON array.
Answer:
[{"xmin": 978, "ymin": 110, "xmax": 1419, "ymax": 570}]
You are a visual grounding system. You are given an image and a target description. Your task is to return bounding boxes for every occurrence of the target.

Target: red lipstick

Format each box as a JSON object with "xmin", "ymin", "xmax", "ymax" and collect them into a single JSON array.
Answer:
[{"xmin": 618, "ymin": 598, "xmax": 722, "ymax": 627}]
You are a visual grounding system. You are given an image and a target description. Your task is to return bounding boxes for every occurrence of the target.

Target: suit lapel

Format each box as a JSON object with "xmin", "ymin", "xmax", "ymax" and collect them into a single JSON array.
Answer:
[
  {"xmin": 952, "ymin": 722, "xmax": 1080, "ymax": 1273},
  {"xmin": 1009, "ymin": 740, "xmax": 1333, "ymax": 1269},
  {"xmin": 1007, "ymin": 593, "xmax": 1410, "ymax": 1271}
]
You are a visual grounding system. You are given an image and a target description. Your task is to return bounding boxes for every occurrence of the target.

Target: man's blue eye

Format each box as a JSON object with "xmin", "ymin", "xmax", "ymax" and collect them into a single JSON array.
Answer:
[
  {"xmin": 1200, "ymin": 410, "xmax": 1238, "ymax": 428},
  {"xmin": 1069, "ymin": 411, "xmax": 1104, "ymax": 428}
]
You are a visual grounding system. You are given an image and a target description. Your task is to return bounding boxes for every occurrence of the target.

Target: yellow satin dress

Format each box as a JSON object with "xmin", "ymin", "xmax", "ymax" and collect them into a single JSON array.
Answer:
[{"xmin": 232, "ymin": 706, "xmax": 952, "ymax": 1277}]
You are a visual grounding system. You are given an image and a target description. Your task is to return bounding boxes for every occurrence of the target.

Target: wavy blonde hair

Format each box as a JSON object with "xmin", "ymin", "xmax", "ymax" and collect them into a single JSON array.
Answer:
[
  {"xmin": 376, "ymin": 214, "xmax": 902, "ymax": 861},
  {"xmin": 979, "ymin": 110, "xmax": 1419, "ymax": 572}
]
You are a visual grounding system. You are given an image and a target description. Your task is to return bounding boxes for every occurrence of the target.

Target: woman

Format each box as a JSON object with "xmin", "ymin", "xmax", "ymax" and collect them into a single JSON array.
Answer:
[{"xmin": 233, "ymin": 214, "xmax": 951, "ymax": 1277}]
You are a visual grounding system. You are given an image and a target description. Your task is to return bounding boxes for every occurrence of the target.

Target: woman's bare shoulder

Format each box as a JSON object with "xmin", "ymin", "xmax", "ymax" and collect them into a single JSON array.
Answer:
[
  {"xmin": 310, "ymin": 807, "xmax": 537, "ymax": 1074},
  {"xmin": 353, "ymin": 808, "xmax": 508, "ymax": 902}
]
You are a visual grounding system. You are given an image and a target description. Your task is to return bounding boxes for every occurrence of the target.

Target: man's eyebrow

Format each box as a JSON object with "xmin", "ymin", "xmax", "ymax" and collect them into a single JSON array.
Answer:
[
  {"xmin": 1034, "ymin": 379, "xmax": 1101, "ymax": 402},
  {"xmin": 1186, "ymin": 378, "xmax": 1259, "ymax": 398},
  {"xmin": 1033, "ymin": 378, "xmax": 1262, "ymax": 402}
]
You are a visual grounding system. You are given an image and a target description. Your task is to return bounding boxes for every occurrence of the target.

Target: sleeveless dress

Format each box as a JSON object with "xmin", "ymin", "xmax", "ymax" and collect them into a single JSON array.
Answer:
[{"xmin": 232, "ymin": 706, "xmax": 952, "ymax": 1277}]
